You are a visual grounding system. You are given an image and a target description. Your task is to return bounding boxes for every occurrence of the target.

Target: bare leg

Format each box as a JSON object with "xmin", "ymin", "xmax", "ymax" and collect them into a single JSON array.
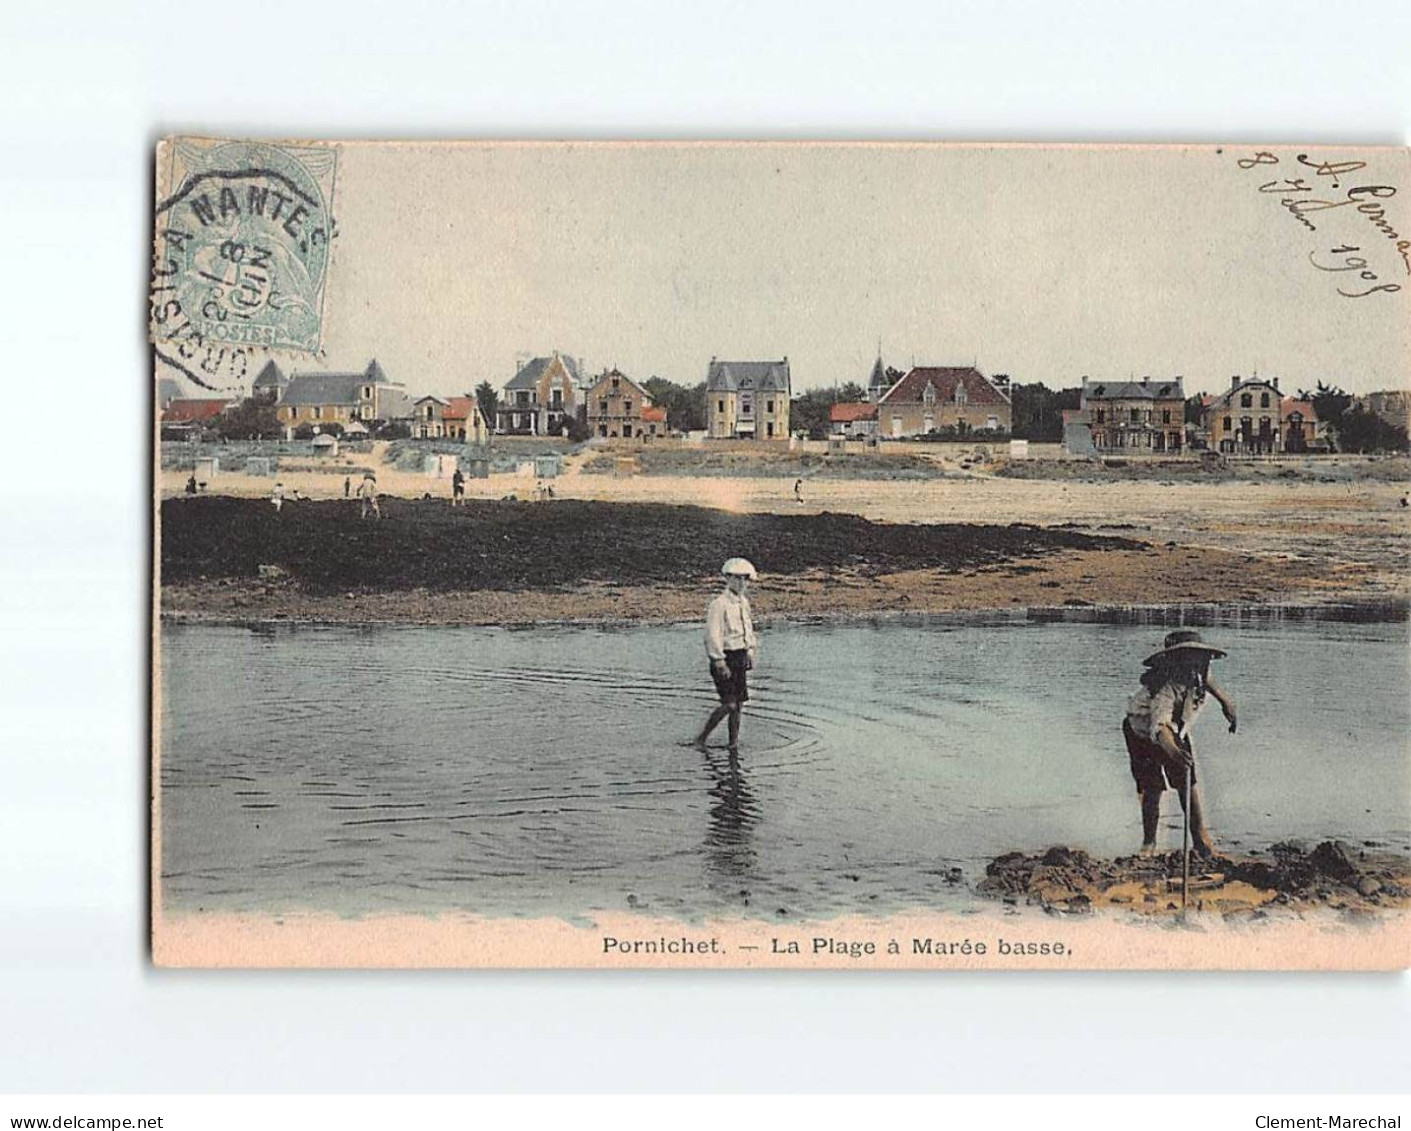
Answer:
[
  {"xmin": 727, "ymin": 704, "xmax": 741, "ymax": 750},
  {"xmin": 697, "ymin": 704, "xmax": 731, "ymax": 746},
  {"xmin": 1178, "ymin": 783, "xmax": 1216, "ymax": 856},
  {"xmin": 1139, "ymin": 789, "xmax": 1162, "ymax": 854}
]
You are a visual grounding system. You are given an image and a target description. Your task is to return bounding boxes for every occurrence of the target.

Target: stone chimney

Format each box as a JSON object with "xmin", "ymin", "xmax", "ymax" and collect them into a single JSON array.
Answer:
[
  {"xmin": 1273, "ymin": 377, "xmax": 1279, "ymax": 391},
  {"xmin": 1232, "ymin": 375, "xmax": 1241, "ymax": 389}
]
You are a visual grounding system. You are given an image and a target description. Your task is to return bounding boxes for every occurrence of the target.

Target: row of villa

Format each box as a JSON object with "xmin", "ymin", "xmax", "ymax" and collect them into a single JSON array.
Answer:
[
  {"xmin": 158, "ymin": 349, "xmax": 1397, "ymax": 454},
  {"xmin": 1063, "ymin": 375, "xmax": 1326, "ymax": 456}
]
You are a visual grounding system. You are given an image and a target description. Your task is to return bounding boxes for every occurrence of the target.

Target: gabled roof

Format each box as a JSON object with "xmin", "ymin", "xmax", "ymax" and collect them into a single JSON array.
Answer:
[
  {"xmin": 414, "ymin": 395, "xmax": 449, "ymax": 406},
  {"xmin": 282, "ymin": 373, "xmax": 369, "ymax": 407},
  {"xmin": 1281, "ymin": 398, "xmax": 1318, "ymax": 420},
  {"xmin": 830, "ymin": 402, "xmax": 877, "ymax": 422},
  {"xmin": 1208, "ymin": 378, "xmax": 1278, "ymax": 408},
  {"xmin": 706, "ymin": 359, "xmax": 791, "ymax": 393},
  {"xmin": 162, "ymin": 398, "xmax": 229, "ymax": 424},
  {"xmin": 586, "ymin": 367, "xmax": 651, "ymax": 400},
  {"xmin": 252, "ymin": 360, "xmax": 288, "ymax": 390},
  {"xmin": 641, "ymin": 404, "xmax": 667, "ymax": 423},
  {"xmin": 1082, "ymin": 378, "xmax": 1184, "ymax": 401},
  {"xmin": 881, "ymin": 367, "xmax": 1009, "ymax": 406},
  {"xmin": 442, "ymin": 396, "xmax": 484, "ymax": 422},
  {"xmin": 506, "ymin": 352, "xmax": 583, "ymax": 391}
]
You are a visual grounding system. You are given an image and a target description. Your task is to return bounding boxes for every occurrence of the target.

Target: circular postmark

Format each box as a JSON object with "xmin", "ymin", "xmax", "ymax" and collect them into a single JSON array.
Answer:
[{"xmin": 151, "ymin": 139, "xmax": 337, "ymax": 368}]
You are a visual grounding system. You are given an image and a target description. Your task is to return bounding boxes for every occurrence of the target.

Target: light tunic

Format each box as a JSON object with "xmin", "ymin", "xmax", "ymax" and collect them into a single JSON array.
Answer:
[
  {"xmin": 704, "ymin": 590, "xmax": 757, "ymax": 661},
  {"xmin": 1126, "ymin": 677, "xmax": 1206, "ymax": 742}
]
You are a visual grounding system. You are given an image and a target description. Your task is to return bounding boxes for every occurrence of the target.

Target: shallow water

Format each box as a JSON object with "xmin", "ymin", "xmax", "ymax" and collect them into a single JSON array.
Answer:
[{"xmin": 159, "ymin": 611, "xmax": 1411, "ymax": 920}]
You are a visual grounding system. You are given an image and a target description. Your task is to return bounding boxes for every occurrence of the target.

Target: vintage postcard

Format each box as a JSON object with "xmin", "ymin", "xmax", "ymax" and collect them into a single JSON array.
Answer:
[{"xmin": 151, "ymin": 140, "xmax": 1411, "ymax": 969}]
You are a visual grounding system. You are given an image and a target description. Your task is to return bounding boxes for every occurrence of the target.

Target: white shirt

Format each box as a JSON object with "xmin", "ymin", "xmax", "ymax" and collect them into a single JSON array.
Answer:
[
  {"xmin": 1127, "ymin": 678, "xmax": 1206, "ymax": 742},
  {"xmin": 704, "ymin": 590, "xmax": 756, "ymax": 661}
]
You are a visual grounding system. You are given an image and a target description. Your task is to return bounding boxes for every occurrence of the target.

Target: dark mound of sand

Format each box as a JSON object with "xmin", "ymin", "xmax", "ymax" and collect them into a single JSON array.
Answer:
[
  {"xmin": 978, "ymin": 841, "xmax": 1411, "ymax": 917},
  {"xmin": 160, "ymin": 497, "xmax": 1140, "ymax": 595}
]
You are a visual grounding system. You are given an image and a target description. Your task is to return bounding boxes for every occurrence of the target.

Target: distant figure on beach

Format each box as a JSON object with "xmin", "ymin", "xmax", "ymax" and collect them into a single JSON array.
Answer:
[
  {"xmin": 270, "ymin": 481, "xmax": 285, "ymax": 513},
  {"xmin": 184, "ymin": 473, "xmax": 197, "ymax": 496},
  {"xmin": 1122, "ymin": 629, "xmax": 1237, "ymax": 858},
  {"xmin": 793, "ymin": 478, "xmax": 804, "ymax": 505},
  {"xmin": 694, "ymin": 558, "xmax": 759, "ymax": 752},
  {"xmin": 356, "ymin": 473, "xmax": 381, "ymax": 520},
  {"xmin": 452, "ymin": 467, "xmax": 465, "ymax": 506},
  {"xmin": 344, "ymin": 476, "xmax": 351, "ymax": 499}
]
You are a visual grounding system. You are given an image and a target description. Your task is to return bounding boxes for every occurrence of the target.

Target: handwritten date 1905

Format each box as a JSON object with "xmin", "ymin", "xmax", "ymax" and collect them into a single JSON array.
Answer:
[
  {"xmin": 1309, "ymin": 244, "xmax": 1402, "ymax": 299},
  {"xmin": 1234, "ymin": 150, "xmax": 1409, "ymax": 295}
]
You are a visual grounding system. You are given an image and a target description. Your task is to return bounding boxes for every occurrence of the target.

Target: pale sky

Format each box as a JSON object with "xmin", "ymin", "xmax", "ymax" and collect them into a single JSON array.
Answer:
[{"xmin": 173, "ymin": 142, "xmax": 1411, "ymax": 398}]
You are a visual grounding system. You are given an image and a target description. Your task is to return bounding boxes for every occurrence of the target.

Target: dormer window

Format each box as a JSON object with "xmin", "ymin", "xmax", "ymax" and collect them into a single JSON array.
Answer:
[{"xmin": 923, "ymin": 384, "xmax": 937, "ymax": 406}]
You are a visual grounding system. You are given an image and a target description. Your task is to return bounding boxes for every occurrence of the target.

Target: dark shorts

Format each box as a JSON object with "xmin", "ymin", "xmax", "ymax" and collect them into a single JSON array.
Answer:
[
  {"xmin": 1123, "ymin": 718, "xmax": 1196, "ymax": 794},
  {"xmin": 710, "ymin": 649, "xmax": 750, "ymax": 704}
]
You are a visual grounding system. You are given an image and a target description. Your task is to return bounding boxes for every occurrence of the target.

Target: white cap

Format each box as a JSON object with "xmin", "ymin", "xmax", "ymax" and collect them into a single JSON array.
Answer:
[{"xmin": 721, "ymin": 557, "xmax": 758, "ymax": 578}]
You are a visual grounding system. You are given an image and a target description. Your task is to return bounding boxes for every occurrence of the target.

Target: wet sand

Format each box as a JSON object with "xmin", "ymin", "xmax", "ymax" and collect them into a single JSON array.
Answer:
[{"xmin": 158, "ymin": 482, "xmax": 1406, "ymax": 625}]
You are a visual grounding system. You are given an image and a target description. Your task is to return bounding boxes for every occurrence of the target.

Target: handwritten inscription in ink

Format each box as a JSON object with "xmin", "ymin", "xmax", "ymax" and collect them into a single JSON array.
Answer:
[{"xmin": 1232, "ymin": 149, "xmax": 1408, "ymax": 300}]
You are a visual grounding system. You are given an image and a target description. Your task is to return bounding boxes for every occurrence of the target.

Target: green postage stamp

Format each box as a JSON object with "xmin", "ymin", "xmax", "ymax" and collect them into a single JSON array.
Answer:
[{"xmin": 151, "ymin": 138, "xmax": 337, "ymax": 367}]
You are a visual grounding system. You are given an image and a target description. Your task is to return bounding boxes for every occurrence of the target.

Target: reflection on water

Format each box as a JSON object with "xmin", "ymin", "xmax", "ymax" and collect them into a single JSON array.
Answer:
[
  {"xmin": 703, "ymin": 749, "xmax": 759, "ymax": 883},
  {"xmin": 159, "ymin": 609, "xmax": 1411, "ymax": 919}
]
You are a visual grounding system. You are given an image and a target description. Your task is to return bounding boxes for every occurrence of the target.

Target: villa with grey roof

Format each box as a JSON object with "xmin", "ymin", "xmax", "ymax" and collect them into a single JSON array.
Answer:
[
  {"xmin": 1072, "ymin": 376, "xmax": 1186, "ymax": 453},
  {"xmin": 276, "ymin": 360, "xmax": 408, "ymax": 436},
  {"xmin": 705, "ymin": 357, "xmax": 791, "ymax": 440},
  {"xmin": 497, "ymin": 351, "xmax": 586, "ymax": 436}
]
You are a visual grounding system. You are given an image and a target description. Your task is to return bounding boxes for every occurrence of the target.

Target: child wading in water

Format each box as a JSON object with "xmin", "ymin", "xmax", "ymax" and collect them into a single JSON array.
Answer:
[
  {"xmin": 1123, "ymin": 629, "xmax": 1238, "ymax": 858},
  {"xmin": 694, "ymin": 558, "xmax": 758, "ymax": 752}
]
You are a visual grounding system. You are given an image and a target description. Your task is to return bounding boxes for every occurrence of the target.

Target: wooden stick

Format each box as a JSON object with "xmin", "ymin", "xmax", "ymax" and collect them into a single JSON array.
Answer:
[{"xmin": 1182, "ymin": 763, "xmax": 1192, "ymax": 910}]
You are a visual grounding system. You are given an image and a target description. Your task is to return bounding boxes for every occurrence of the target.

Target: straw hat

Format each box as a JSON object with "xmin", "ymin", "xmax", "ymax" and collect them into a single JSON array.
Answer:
[
  {"xmin": 1143, "ymin": 628, "xmax": 1227, "ymax": 667},
  {"xmin": 721, "ymin": 557, "xmax": 758, "ymax": 579}
]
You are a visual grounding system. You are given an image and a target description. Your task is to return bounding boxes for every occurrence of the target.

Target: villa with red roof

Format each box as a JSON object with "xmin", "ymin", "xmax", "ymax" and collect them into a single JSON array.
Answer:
[
  {"xmin": 641, "ymin": 404, "xmax": 668, "ymax": 438},
  {"xmin": 442, "ymin": 396, "xmax": 491, "ymax": 444},
  {"xmin": 160, "ymin": 398, "xmax": 235, "ymax": 439},
  {"xmin": 875, "ymin": 366, "xmax": 1011, "ymax": 438},
  {"xmin": 829, "ymin": 401, "xmax": 878, "ymax": 438}
]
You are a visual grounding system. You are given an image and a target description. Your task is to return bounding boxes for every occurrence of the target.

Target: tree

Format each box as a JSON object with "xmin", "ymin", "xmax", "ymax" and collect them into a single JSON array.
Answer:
[
  {"xmin": 836, "ymin": 381, "xmax": 866, "ymax": 404},
  {"xmin": 1297, "ymin": 381, "xmax": 1354, "ymax": 434},
  {"xmin": 475, "ymin": 380, "xmax": 498, "ymax": 429},
  {"xmin": 1009, "ymin": 383, "xmax": 1080, "ymax": 442},
  {"xmin": 643, "ymin": 377, "xmax": 707, "ymax": 432},
  {"xmin": 214, "ymin": 397, "xmax": 282, "ymax": 440},
  {"xmin": 791, "ymin": 388, "xmax": 840, "ymax": 439},
  {"xmin": 1331, "ymin": 403, "xmax": 1409, "ymax": 453}
]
